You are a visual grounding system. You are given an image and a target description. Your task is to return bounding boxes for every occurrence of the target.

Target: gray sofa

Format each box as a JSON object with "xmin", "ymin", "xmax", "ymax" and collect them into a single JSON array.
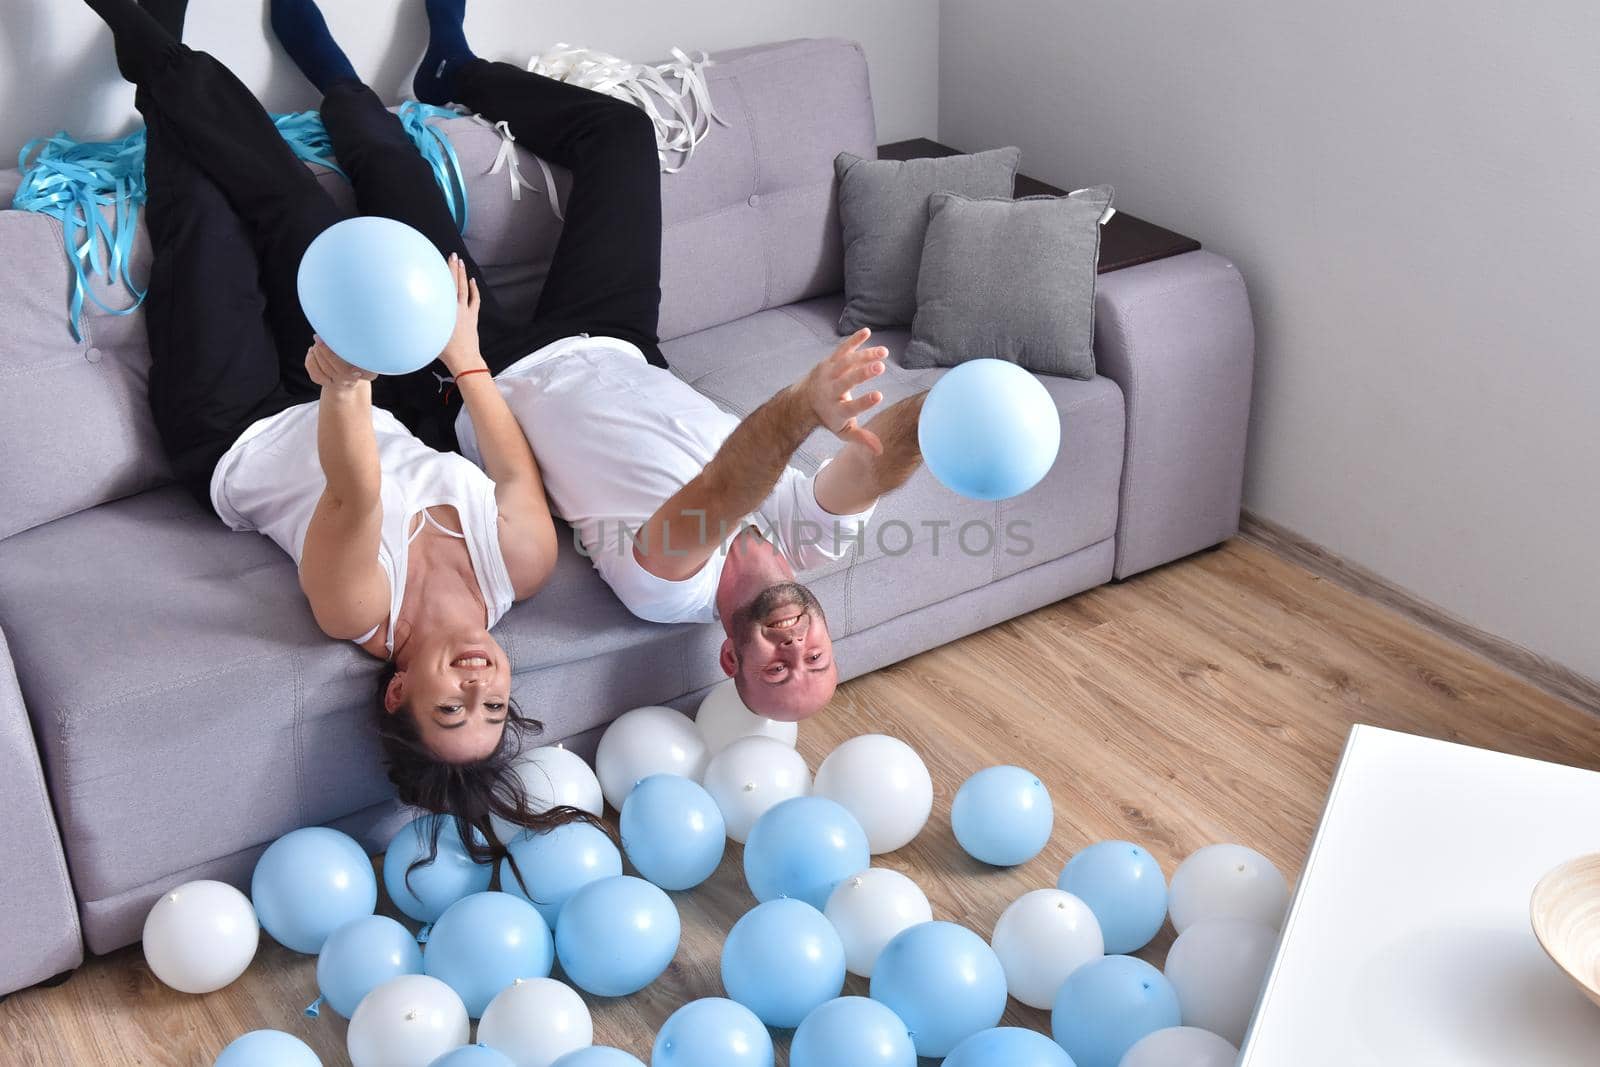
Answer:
[{"xmin": 0, "ymin": 38, "xmax": 1253, "ymax": 996}]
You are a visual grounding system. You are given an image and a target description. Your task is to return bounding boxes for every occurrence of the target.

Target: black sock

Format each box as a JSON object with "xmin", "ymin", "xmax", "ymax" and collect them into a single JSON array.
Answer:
[
  {"xmin": 84, "ymin": 0, "xmax": 180, "ymax": 83},
  {"xmin": 413, "ymin": 0, "xmax": 475, "ymax": 105},
  {"xmin": 139, "ymin": 0, "xmax": 189, "ymax": 39},
  {"xmin": 270, "ymin": 0, "xmax": 359, "ymax": 94}
]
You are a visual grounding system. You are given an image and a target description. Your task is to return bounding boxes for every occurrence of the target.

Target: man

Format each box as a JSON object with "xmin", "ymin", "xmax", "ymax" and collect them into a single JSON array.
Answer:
[
  {"xmin": 401, "ymin": 0, "xmax": 926, "ymax": 722},
  {"xmin": 457, "ymin": 329, "xmax": 925, "ymax": 724}
]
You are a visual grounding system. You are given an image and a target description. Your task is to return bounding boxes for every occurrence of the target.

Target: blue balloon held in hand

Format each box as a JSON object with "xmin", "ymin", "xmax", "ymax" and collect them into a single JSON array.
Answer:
[
  {"xmin": 918, "ymin": 358, "xmax": 1062, "ymax": 500},
  {"xmin": 499, "ymin": 821, "xmax": 622, "ymax": 926},
  {"xmin": 621, "ymin": 773, "xmax": 726, "ymax": 890},
  {"xmin": 743, "ymin": 796, "xmax": 870, "ymax": 910},
  {"xmin": 316, "ymin": 915, "xmax": 423, "ymax": 1019},
  {"xmin": 1059, "ymin": 840, "xmax": 1168, "ymax": 953},
  {"xmin": 653, "ymin": 998, "xmax": 774, "ymax": 1067},
  {"xmin": 427, "ymin": 1045, "xmax": 516, "ymax": 1067},
  {"xmin": 790, "ymin": 996, "xmax": 917, "ymax": 1067},
  {"xmin": 555, "ymin": 875, "xmax": 680, "ymax": 997},
  {"xmin": 384, "ymin": 815, "xmax": 492, "ymax": 925},
  {"xmin": 423, "ymin": 891, "xmax": 553, "ymax": 1017},
  {"xmin": 721, "ymin": 898, "xmax": 846, "ymax": 1028},
  {"xmin": 868, "ymin": 921, "xmax": 1008, "ymax": 1058},
  {"xmin": 214, "ymin": 1029, "xmax": 321, "ymax": 1067},
  {"xmin": 1051, "ymin": 955, "xmax": 1181, "ymax": 1067},
  {"xmin": 251, "ymin": 826, "xmax": 377, "ymax": 954},
  {"xmin": 951, "ymin": 766, "xmax": 1054, "ymax": 867},
  {"xmin": 297, "ymin": 216, "xmax": 457, "ymax": 375},
  {"xmin": 944, "ymin": 1026, "xmax": 1076, "ymax": 1067}
]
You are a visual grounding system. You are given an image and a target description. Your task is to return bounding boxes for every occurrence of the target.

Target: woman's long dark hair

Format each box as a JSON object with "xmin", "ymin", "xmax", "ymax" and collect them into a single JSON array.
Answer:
[{"xmin": 376, "ymin": 663, "xmax": 604, "ymax": 900}]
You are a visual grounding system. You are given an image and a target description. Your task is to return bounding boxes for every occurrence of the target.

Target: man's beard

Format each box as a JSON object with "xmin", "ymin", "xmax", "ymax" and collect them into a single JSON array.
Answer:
[{"xmin": 730, "ymin": 581, "xmax": 825, "ymax": 635}]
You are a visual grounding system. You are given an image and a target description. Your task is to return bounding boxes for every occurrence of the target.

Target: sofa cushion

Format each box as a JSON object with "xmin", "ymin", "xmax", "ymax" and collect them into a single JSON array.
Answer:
[
  {"xmin": 0, "ymin": 37, "xmax": 872, "ymax": 540},
  {"xmin": 906, "ymin": 188, "xmax": 1112, "ymax": 379},
  {"xmin": 833, "ymin": 146, "xmax": 1021, "ymax": 333},
  {"xmin": 0, "ymin": 487, "xmax": 715, "ymax": 904}
]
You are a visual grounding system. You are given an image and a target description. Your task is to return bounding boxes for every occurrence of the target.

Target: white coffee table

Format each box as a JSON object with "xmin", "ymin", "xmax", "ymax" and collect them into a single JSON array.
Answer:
[{"xmin": 1241, "ymin": 724, "xmax": 1600, "ymax": 1065}]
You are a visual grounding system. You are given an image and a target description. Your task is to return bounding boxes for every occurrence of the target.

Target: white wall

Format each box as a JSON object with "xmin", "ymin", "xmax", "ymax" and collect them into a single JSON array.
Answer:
[
  {"xmin": 0, "ymin": 0, "xmax": 937, "ymax": 162},
  {"xmin": 940, "ymin": 0, "xmax": 1600, "ymax": 683}
]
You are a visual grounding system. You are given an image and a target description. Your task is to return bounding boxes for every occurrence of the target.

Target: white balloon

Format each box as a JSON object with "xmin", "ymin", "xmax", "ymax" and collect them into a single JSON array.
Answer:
[
  {"xmin": 1168, "ymin": 844, "xmax": 1290, "ymax": 933},
  {"xmin": 594, "ymin": 706, "xmax": 710, "ymax": 812},
  {"xmin": 1120, "ymin": 1026, "xmax": 1240, "ymax": 1067},
  {"xmin": 141, "ymin": 879, "xmax": 259, "ymax": 994},
  {"xmin": 989, "ymin": 888, "xmax": 1105, "ymax": 1009},
  {"xmin": 813, "ymin": 734, "xmax": 933, "ymax": 854},
  {"xmin": 694, "ymin": 679, "xmax": 799, "ymax": 755},
  {"xmin": 823, "ymin": 867, "xmax": 933, "ymax": 977},
  {"xmin": 492, "ymin": 745, "xmax": 605, "ymax": 842},
  {"xmin": 1162, "ymin": 918, "xmax": 1278, "ymax": 1046},
  {"xmin": 477, "ymin": 977, "xmax": 594, "ymax": 1067},
  {"xmin": 347, "ymin": 974, "xmax": 470, "ymax": 1067},
  {"xmin": 701, "ymin": 736, "xmax": 812, "ymax": 843}
]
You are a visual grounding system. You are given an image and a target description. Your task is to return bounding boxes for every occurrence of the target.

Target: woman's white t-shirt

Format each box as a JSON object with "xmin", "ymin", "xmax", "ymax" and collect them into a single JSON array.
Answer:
[{"xmin": 210, "ymin": 402, "xmax": 516, "ymax": 653}]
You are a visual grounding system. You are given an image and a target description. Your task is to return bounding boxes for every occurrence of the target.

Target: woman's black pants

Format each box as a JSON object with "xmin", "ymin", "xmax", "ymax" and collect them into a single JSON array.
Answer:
[{"xmin": 136, "ymin": 44, "xmax": 664, "ymax": 506}]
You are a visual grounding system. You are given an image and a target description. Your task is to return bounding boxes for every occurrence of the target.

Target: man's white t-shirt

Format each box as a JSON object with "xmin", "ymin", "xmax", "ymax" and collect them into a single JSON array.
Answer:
[{"xmin": 454, "ymin": 335, "xmax": 874, "ymax": 625}]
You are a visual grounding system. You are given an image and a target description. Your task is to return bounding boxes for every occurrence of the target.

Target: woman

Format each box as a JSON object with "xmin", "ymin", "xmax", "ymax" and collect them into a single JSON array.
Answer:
[{"xmin": 81, "ymin": 0, "xmax": 591, "ymax": 863}]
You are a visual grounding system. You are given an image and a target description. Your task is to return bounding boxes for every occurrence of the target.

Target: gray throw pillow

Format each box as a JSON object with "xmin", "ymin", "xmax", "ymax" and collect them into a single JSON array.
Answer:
[
  {"xmin": 904, "ymin": 186, "xmax": 1115, "ymax": 380},
  {"xmin": 834, "ymin": 146, "xmax": 1022, "ymax": 334}
]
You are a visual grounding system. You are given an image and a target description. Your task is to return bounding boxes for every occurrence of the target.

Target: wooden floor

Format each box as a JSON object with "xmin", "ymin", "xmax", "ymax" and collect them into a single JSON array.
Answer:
[{"xmin": 5, "ymin": 539, "xmax": 1599, "ymax": 1066}]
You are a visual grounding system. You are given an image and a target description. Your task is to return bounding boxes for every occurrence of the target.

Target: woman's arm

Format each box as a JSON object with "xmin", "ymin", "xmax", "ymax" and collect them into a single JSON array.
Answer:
[
  {"xmin": 298, "ymin": 338, "xmax": 391, "ymax": 641},
  {"xmin": 441, "ymin": 255, "xmax": 559, "ymax": 598}
]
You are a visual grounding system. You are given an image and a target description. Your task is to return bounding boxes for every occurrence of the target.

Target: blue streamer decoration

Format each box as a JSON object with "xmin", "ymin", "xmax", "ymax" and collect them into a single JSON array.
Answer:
[
  {"xmin": 397, "ymin": 101, "xmax": 471, "ymax": 233},
  {"xmin": 12, "ymin": 104, "xmax": 469, "ymax": 340}
]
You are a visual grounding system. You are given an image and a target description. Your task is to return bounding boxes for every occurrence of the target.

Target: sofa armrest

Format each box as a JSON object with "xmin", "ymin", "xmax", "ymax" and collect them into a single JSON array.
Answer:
[
  {"xmin": 1094, "ymin": 250, "xmax": 1255, "ymax": 579},
  {"xmin": 0, "ymin": 624, "xmax": 82, "ymax": 997}
]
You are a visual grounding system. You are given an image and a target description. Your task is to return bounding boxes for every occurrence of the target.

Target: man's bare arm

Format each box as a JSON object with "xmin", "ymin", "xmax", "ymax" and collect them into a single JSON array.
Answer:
[
  {"xmin": 635, "ymin": 329, "xmax": 889, "ymax": 581},
  {"xmin": 813, "ymin": 390, "xmax": 927, "ymax": 516}
]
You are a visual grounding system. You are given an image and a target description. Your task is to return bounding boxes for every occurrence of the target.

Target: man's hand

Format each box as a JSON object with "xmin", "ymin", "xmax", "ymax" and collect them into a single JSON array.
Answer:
[
  {"xmin": 305, "ymin": 336, "xmax": 376, "ymax": 391},
  {"xmin": 440, "ymin": 253, "xmax": 487, "ymax": 377},
  {"xmin": 801, "ymin": 328, "xmax": 888, "ymax": 455}
]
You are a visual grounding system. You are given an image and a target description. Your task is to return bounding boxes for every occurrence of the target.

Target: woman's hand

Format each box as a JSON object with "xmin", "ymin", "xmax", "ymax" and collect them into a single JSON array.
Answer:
[
  {"xmin": 799, "ymin": 327, "xmax": 888, "ymax": 454},
  {"xmin": 440, "ymin": 253, "xmax": 487, "ymax": 377},
  {"xmin": 305, "ymin": 336, "xmax": 376, "ymax": 392}
]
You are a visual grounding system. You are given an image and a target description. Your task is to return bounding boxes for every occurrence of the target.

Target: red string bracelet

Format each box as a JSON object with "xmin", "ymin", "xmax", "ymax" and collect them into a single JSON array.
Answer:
[{"xmin": 441, "ymin": 367, "xmax": 491, "ymax": 404}]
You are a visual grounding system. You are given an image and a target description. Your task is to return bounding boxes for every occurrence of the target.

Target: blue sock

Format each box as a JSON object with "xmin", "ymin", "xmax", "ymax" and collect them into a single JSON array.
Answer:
[
  {"xmin": 414, "ymin": 0, "xmax": 475, "ymax": 105},
  {"xmin": 270, "ymin": 0, "xmax": 358, "ymax": 94}
]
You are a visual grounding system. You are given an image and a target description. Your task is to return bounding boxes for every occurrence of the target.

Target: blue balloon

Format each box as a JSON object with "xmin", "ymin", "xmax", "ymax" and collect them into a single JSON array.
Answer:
[
  {"xmin": 384, "ymin": 815, "xmax": 493, "ymax": 924},
  {"xmin": 499, "ymin": 821, "xmax": 622, "ymax": 926},
  {"xmin": 720, "ymin": 898, "xmax": 845, "ymax": 1028},
  {"xmin": 423, "ymin": 891, "xmax": 553, "ymax": 1017},
  {"xmin": 428, "ymin": 1046, "xmax": 517, "ymax": 1067},
  {"xmin": 214, "ymin": 1030, "xmax": 321, "ymax": 1067},
  {"xmin": 945, "ymin": 1027, "xmax": 1076, "ymax": 1067},
  {"xmin": 1051, "ymin": 955, "xmax": 1180, "ymax": 1067},
  {"xmin": 868, "ymin": 921, "xmax": 1008, "ymax": 1058},
  {"xmin": 251, "ymin": 827, "xmax": 377, "ymax": 954},
  {"xmin": 620, "ymin": 774, "xmax": 726, "ymax": 890},
  {"xmin": 652, "ymin": 998, "xmax": 774, "ymax": 1067},
  {"xmin": 316, "ymin": 915, "xmax": 423, "ymax": 1019},
  {"xmin": 950, "ymin": 766, "xmax": 1054, "ymax": 867},
  {"xmin": 918, "ymin": 358, "xmax": 1062, "ymax": 501},
  {"xmin": 742, "ymin": 796, "xmax": 870, "ymax": 910},
  {"xmin": 296, "ymin": 216, "xmax": 457, "ymax": 375},
  {"xmin": 1058, "ymin": 841, "xmax": 1168, "ymax": 954},
  {"xmin": 555, "ymin": 875, "xmax": 680, "ymax": 997},
  {"xmin": 549, "ymin": 1049, "xmax": 646, "ymax": 1067},
  {"xmin": 789, "ymin": 997, "xmax": 916, "ymax": 1067}
]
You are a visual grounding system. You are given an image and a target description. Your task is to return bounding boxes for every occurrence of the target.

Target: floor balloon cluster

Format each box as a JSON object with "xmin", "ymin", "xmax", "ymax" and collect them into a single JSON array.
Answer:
[{"xmin": 147, "ymin": 679, "xmax": 1290, "ymax": 1067}]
